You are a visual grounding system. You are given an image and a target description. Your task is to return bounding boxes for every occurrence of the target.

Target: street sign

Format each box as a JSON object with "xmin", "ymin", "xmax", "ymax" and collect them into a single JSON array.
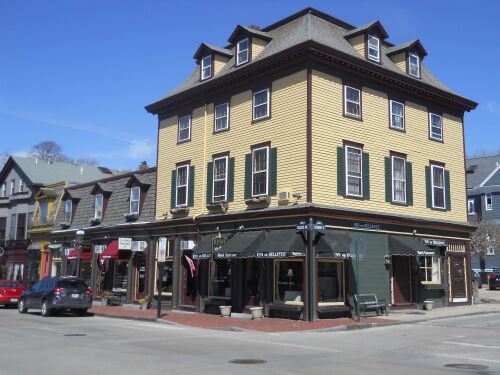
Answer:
[
  {"xmin": 118, "ymin": 237, "xmax": 132, "ymax": 250},
  {"xmin": 314, "ymin": 221, "xmax": 325, "ymax": 231},
  {"xmin": 296, "ymin": 221, "xmax": 307, "ymax": 231},
  {"xmin": 158, "ymin": 237, "xmax": 167, "ymax": 263}
]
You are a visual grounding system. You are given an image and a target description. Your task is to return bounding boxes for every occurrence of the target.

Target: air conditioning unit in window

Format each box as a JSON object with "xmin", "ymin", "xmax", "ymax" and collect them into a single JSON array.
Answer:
[
  {"xmin": 132, "ymin": 241, "xmax": 147, "ymax": 252},
  {"xmin": 278, "ymin": 191, "xmax": 290, "ymax": 206}
]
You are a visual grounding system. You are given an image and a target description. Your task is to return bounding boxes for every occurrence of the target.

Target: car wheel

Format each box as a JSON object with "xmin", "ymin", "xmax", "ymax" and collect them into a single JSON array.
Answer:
[
  {"xmin": 18, "ymin": 299, "xmax": 28, "ymax": 314},
  {"xmin": 74, "ymin": 309, "xmax": 88, "ymax": 316},
  {"xmin": 41, "ymin": 300, "xmax": 50, "ymax": 317}
]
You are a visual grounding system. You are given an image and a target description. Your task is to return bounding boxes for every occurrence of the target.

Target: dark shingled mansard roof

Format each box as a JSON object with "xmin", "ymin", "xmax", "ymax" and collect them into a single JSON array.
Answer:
[{"xmin": 466, "ymin": 154, "xmax": 500, "ymax": 189}]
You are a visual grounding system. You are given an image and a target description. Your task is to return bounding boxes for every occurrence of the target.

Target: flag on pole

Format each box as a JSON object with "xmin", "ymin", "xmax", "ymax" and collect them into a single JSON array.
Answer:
[{"xmin": 184, "ymin": 255, "xmax": 196, "ymax": 278}]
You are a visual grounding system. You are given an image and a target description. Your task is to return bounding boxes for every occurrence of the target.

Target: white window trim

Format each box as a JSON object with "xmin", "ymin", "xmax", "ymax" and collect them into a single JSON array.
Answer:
[
  {"xmin": 214, "ymin": 102, "xmax": 229, "ymax": 132},
  {"xmin": 485, "ymin": 193, "xmax": 493, "ymax": 211},
  {"xmin": 420, "ymin": 255, "xmax": 441, "ymax": 284},
  {"xmin": 252, "ymin": 89, "xmax": 270, "ymax": 120},
  {"xmin": 19, "ymin": 179, "xmax": 24, "ymax": 192},
  {"xmin": 345, "ymin": 146, "xmax": 363, "ymax": 198},
  {"xmin": 212, "ymin": 156, "xmax": 228, "ymax": 203},
  {"xmin": 252, "ymin": 146, "xmax": 269, "ymax": 197},
  {"xmin": 129, "ymin": 186, "xmax": 140, "ymax": 214},
  {"xmin": 390, "ymin": 100, "xmax": 405, "ymax": 130},
  {"xmin": 391, "ymin": 155, "xmax": 407, "ymax": 203},
  {"xmin": 408, "ymin": 52, "xmax": 420, "ymax": 77},
  {"xmin": 236, "ymin": 38, "xmax": 249, "ymax": 66},
  {"xmin": 94, "ymin": 194, "xmax": 103, "ymax": 219},
  {"xmin": 10, "ymin": 180, "xmax": 15, "ymax": 195},
  {"xmin": 64, "ymin": 200, "xmax": 72, "ymax": 222},
  {"xmin": 201, "ymin": 55, "xmax": 212, "ymax": 80},
  {"xmin": 429, "ymin": 113, "xmax": 443, "ymax": 141},
  {"xmin": 367, "ymin": 35, "xmax": 380, "ymax": 62},
  {"xmin": 467, "ymin": 199, "xmax": 475, "ymax": 215},
  {"xmin": 0, "ymin": 183, "xmax": 5, "ymax": 197},
  {"xmin": 431, "ymin": 164, "xmax": 446, "ymax": 209},
  {"xmin": 176, "ymin": 164, "xmax": 189, "ymax": 207},
  {"xmin": 344, "ymin": 86, "xmax": 361, "ymax": 118},
  {"xmin": 178, "ymin": 115, "xmax": 191, "ymax": 142}
]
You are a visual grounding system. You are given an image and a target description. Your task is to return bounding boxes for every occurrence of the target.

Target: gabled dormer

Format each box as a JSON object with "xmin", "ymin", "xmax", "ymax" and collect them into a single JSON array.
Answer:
[
  {"xmin": 90, "ymin": 182, "xmax": 112, "ymax": 225},
  {"xmin": 61, "ymin": 189, "xmax": 81, "ymax": 227},
  {"xmin": 124, "ymin": 174, "xmax": 151, "ymax": 220},
  {"xmin": 193, "ymin": 43, "xmax": 233, "ymax": 81},
  {"xmin": 386, "ymin": 39, "xmax": 428, "ymax": 79},
  {"xmin": 344, "ymin": 21, "xmax": 389, "ymax": 64},
  {"xmin": 228, "ymin": 25, "xmax": 272, "ymax": 66}
]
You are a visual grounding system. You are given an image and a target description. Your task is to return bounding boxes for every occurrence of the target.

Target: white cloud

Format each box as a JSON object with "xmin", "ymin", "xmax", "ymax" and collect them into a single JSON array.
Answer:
[
  {"xmin": 12, "ymin": 150, "xmax": 29, "ymax": 157},
  {"xmin": 127, "ymin": 139, "xmax": 154, "ymax": 159},
  {"xmin": 486, "ymin": 101, "xmax": 500, "ymax": 115}
]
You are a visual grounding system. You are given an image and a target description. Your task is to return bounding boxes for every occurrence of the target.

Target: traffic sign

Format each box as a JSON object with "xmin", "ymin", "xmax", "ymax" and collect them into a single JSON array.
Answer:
[{"xmin": 158, "ymin": 237, "xmax": 167, "ymax": 263}]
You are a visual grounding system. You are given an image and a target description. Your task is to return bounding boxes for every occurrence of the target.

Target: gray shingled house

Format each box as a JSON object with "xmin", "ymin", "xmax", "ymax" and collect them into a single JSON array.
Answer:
[
  {"xmin": 49, "ymin": 165, "xmax": 156, "ymax": 305},
  {"xmin": 467, "ymin": 155, "xmax": 500, "ymax": 274},
  {"xmin": 0, "ymin": 156, "xmax": 122, "ymax": 285}
]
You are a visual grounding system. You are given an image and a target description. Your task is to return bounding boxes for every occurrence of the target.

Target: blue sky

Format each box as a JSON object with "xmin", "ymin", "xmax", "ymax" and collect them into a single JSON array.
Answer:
[{"xmin": 1, "ymin": 1, "xmax": 498, "ymax": 170}]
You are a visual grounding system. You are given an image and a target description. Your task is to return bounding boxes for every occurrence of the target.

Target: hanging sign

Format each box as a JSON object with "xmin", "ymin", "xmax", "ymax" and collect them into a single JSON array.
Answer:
[{"xmin": 118, "ymin": 237, "xmax": 133, "ymax": 250}]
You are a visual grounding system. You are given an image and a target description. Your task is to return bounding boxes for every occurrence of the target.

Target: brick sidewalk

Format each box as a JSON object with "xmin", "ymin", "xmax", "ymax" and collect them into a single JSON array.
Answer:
[{"xmin": 89, "ymin": 305, "xmax": 397, "ymax": 332}]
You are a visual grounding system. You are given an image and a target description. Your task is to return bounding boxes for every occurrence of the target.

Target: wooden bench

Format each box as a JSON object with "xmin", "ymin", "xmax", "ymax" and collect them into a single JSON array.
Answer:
[{"xmin": 355, "ymin": 294, "xmax": 389, "ymax": 318}]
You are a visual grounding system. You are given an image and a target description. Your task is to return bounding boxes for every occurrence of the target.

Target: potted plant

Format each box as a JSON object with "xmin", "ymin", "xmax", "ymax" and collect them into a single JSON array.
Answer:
[
  {"xmin": 100, "ymin": 291, "xmax": 110, "ymax": 306},
  {"xmin": 423, "ymin": 300, "xmax": 434, "ymax": 311},
  {"xmin": 219, "ymin": 305, "xmax": 232, "ymax": 317},
  {"xmin": 249, "ymin": 306, "xmax": 263, "ymax": 320},
  {"xmin": 138, "ymin": 296, "xmax": 150, "ymax": 310}
]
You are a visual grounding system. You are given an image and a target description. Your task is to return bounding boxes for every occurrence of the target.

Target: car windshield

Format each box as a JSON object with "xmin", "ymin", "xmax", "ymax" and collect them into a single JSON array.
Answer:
[
  {"xmin": 57, "ymin": 279, "xmax": 88, "ymax": 292},
  {"xmin": 0, "ymin": 281, "xmax": 21, "ymax": 287}
]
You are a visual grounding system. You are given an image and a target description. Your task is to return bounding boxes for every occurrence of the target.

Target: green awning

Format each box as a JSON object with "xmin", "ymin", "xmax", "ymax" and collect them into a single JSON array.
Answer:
[
  {"xmin": 316, "ymin": 230, "xmax": 352, "ymax": 259},
  {"xmin": 214, "ymin": 231, "xmax": 266, "ymax": 259},
  {"xmin": 254, "ymin": 229, "xmax": 305, "ymax": 258},
  {"xmin": 388, "ymin": 235, "xmax": 435, "ymax": 256},
  {"xmin": 191, "ymin": 236, "xmax": 214, "ymax": 260}
]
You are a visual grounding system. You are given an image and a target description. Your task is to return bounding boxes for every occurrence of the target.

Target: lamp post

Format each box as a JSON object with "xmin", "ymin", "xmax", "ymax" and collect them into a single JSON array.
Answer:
[{"xmin": 75, "ymin": 228, "xmax": 85, "ymax": 278}]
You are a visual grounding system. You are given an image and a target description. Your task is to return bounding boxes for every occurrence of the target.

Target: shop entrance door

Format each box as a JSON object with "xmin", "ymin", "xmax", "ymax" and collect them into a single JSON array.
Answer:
[
  {"xmin": 180, "ymin": 255, "xmax": 197, "ymax": 307},
  {"xmin": 135, "ymin": 255, "xmax": 146, "ymax": 300},
  {"xmin": 392, "ymin": 256, "xmax": 413, "ymax": 304},
  {"xmin": 450, "ymin": 255, "xmax": 467, "ymax": 302}
]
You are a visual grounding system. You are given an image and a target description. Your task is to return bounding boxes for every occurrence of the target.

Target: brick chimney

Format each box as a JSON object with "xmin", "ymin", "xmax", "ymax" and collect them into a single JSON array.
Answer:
[
  {"xmin": 139, "ymin": 161, "xmax": 149, "ymax": 171},
  {"xmin": 248, "ymin": 24, "xmax": 261, "ymax": 30}
]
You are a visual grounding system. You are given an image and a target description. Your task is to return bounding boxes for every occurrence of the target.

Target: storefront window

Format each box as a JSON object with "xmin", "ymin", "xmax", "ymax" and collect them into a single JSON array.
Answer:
[
  {"xmin": 51, "ymin": 260, "xmax": 61, "ymax": 277},
  {"xmin": 274, "ymin": 260, "xmax": 303, "ymax": 303},
  {"xmin": 160, "ymin": 261, "xmax": 173, "ymax": 294},
  {"xmin": 80, "ymin": 261, "xmax": 92, "ymax": 286},
  {"xmin": 209, "ymin": 260, "xmax": 231, "ymax": 299},
  {"xmin": 113, "ymin": 261, "xmax": 128, "ymax": 291},
  {"xmin": 318, "ymin": 261, "xmax": 344, "ymax": 304},
  {"xmin": 8, "ymin": 263, "xmax": 24, "ymax": 282},
  {"xmin": 419, "ymin": 255, "xmax": 440, "ymax": 283}
]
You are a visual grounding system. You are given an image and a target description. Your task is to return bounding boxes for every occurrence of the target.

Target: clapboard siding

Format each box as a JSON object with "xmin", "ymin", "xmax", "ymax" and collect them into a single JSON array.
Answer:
[
  {"xmin": 348, "ymin": 34, "xmax": 365, "ymax": 57},
  {"xmin": 391, "ymin": 52, "xmax": 406, "ymax": 73},
  {"xmin": 252, "ymin": 37, "xmax": 268, "ymax": 59},
  {"xmin": 213, "ymin": 55, "xmax": 229, "ymax": 76}
]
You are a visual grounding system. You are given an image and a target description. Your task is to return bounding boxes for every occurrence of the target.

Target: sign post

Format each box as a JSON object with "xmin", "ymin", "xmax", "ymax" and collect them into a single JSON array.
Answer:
[
  {"xmin": 157, "ymin": 237, "xmax": 167, "ymax": 319},
  {"xmin": 355, "ymin": 239, "xmax": 360, "ymax": 322}
]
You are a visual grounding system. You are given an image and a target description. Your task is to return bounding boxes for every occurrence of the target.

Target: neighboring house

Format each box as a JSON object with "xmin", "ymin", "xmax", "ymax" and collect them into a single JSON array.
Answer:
[
  {"xmin": 48, "ymin": 165, "xmax": 156, "ymax": 304},
  {"xmin": 0, "ymin": 156, "xmax": 123, "ymax": 285},
  {"xmin": 467, "ymin": 154, "xmax": 500, "ymax": 273},
  {"xmin": 145, "ymin": 7, "xmax": 477, "ymax": 320}
]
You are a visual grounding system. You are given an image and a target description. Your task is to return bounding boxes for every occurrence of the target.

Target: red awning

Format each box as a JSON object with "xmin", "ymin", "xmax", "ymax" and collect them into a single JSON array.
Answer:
[
  {"xmin": 67, "ymin": 248, "xmax": 92, "ymax": 261},
  {"xmin": 99, "ymin": 240, "xmax": 119, "ymax": 259}
]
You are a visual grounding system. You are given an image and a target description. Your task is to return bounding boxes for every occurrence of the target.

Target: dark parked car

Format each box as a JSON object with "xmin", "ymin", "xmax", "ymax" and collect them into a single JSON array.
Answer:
[
  {"xmin": 18, "ymin": 276, "xmax": 93, "ymax": 316},
  {"xmin": 489, "ymin": 268, "xmax": 500, "ymax": 290}
]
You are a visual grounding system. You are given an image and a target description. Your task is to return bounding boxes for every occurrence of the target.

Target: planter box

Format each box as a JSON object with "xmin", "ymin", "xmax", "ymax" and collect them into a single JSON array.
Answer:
[
  {"xmin": 219, "ymin": 305, "xmax": 232, "ymax": 317},
  {"xmin": 249, "ymin": 306, "xmax": 263, "ymax": 319}
]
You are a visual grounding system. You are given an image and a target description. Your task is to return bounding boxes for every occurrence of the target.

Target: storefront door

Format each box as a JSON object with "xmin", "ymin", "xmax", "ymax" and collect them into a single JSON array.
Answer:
[
  {"xmin": 135, "ymin": 255, "xmax": 146, "ymax": 299},
  {"xmin": 392, "ymin": 256, "xmax": 413, "ymax": 304},
  {"xmin": 181, "ymin": 255, "xmax": 197, "ymax": 306},
  {"xmin": 450, "ymin": 255, "xmax": 467, "ymax": 302}
]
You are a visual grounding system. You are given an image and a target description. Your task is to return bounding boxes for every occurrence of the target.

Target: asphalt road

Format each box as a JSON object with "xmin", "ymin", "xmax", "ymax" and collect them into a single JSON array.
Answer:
[{"xmin": 0, "ymin": 308, "xmax": 499, "ymax": 375}]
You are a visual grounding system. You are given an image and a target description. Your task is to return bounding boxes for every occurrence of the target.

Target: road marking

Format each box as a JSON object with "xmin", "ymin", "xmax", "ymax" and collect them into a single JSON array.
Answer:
[
  {"xmin": 433, "ymin": 353, "xmax": 500, "ymax": 364},
  {"xmin": 442, "ymin": 341, "xmax": 500, "ymax": 350}
]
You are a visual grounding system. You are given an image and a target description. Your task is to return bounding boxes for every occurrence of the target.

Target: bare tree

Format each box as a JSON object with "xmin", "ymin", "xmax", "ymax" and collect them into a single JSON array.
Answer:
[
  {"xmin": 30, "ymin": 141, "xmax": 64, "ymax": 161},
  {"xmin": 76, "ymin": 158, "xmax": 97, "ymax": 166},
  {"xmin": 470, "ymin": 220, "xmax": 500, "ymax": 258}
]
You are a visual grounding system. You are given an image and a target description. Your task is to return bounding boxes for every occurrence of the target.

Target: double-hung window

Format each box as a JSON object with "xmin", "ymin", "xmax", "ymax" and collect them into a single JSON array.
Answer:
[
  {"xmin": 236, "ymin": 38, "xmax": 249, "ymax": 65},
  {"xmin": 408, "ymin": 53, "xmax": 420, "ymax": 77},
  {"xmin": 367, "ymin": 35, "xmax": 380, "ymax": 62},
  {"xmin": 392, "ymin": 156, "xmax": 406, "ymax": 203},
  {"xmin": 178, "ymin": 115, "xmax": 191, "ymax": 142},
  {"xmin": 0, "ymin": 183, "xmax": 5, "ymax": 197},
  {"xmin": 431, "ymin": 165, "xmax": 445, "ymax": 209},
  {"xmin": 429, "ymin": 113, "xmax": 443, "ymax": 141},
  {"xmin": 64, "ymin": 200, "xmax": 72, "ymax": 223},
  {"xmin": 344, "ymin": 86, "xmax": 361, "ymax": 118},
  {"xmin": 419, "ymin": 254, "xmax": 440, "ymax": 283},
  {"xmin": 201, "ymin": 55, "xmax": 212, "ymax": 80},
  {"xmin": 130, "ymin": 187, "xmax": 140, "ymax": 214},
  {"xmin": 212, "ymin": 156, "xmax": 228, "ymax": 202},
  {"xmin": 214, "ymin": 102, "xmax": 229, "ymax": 132},
  {"xmin": 485, "ymin": 193, "xmax": 493, "ymax": 211},
  {"xmin": 10, "ymin": 179, "xmax": 15, "ymax": 195},
  {"xmin": 467, "ymin": 199, "xmax": 475, "ymax": 215},
  {"xmin": 94, "ymin": 194, "xmax": 103, "ymax": 219},
  {"xmin": 345, "ymin": 146, "xmax": 362, "ymax": 197},
  {"xmin": 390, "ymin": 100, "xmax": 404, "ymax": 130},
  {"xmin": 253, "ymin": 89, "xmax": 269, "ymax": 120},
  {"xmin": 10, "ymin": 214, "xmax": 16, "ymax": 239},
  {"xmin": 39, "ymin": 200, "xmax": 48, "ymax": 225},
  {"xmin": 252, "ymin": 146, "xmax": 268, "ymax": 197},
  {"xmin": 176, "ymin": 165, "xmax": 189, "ymax": 207},
  {"xmin": 19, "ymin": 179, "xmax": 24, "ymax": 192}
]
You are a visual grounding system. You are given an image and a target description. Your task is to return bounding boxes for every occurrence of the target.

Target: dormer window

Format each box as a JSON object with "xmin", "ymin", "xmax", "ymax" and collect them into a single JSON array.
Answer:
[
  {"xmin": 367, "ymin": 35, "xmax": 380, "ymax": 62},
  {"xmin": 10, "ymin": 179, "xmax": 15, "ymax": 195},
  {"xmin": 19, "ymin": 179, "xmax": 24, "ymax": 192},
  {"xmin": 64, "ymin": 200, "xmax": 72, "ymax": 223},
  {"xmin": 0, "ymin": 183, "xmax": 6, "ymax": 197},
  {"xmin": 201, "ymin": 55, "xmax": 212, "ymax": 80},
  {"xmin": 408, "ymin": 52, "xmax": 420, "ymax": 77},
  {"xmin": 39, "ymin": 200, "xmax": 48, "ymax": 225},
  {"xmin": 94, "ymin": 194, "xmax": 103, "ymax": 219},
  {"xmin": 130, "ymin": 187, "xmax": 140, "ymax": 214},
  {"xmin": 236, "ymin": 38, "xmax": 249, "ymax": 65}
]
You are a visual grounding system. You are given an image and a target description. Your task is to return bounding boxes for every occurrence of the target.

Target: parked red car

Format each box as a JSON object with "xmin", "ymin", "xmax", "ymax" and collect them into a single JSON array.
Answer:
[{"xmin": 0, "ymin": 280, "xmax": 25, "ymax": 307}]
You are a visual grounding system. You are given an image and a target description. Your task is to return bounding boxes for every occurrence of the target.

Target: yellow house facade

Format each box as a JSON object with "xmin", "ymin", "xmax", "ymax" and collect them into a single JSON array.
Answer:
[{"xmin": 146, "ymin": 8, "xmax": 477, "ymax": 320}]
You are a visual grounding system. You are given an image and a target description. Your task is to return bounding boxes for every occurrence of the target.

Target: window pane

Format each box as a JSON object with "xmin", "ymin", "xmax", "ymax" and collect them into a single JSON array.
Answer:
[
  {"xmin": 253, "ymin": 149, "xmax": 267, "ymax": 173},
  {"xmin": 213, "ymin": 158, "xmax": 227, "ymax": 202},
  {"xmin": 209, "ymin": 260, "xmax": 231, "ymax": 298},
  {"xmin": 347, "ymin": 148, "xmax": 361, "ymax": 175},
  {"xmin": 215, "ymin": 103, "xmax": 228, "ymax": 130},
  {"xmin": 253, "ymin": 90, "xmax": 269, "ymax": 119},
  {"xmin": 177, "ymin": 167, "xmax": 187, "ymax": 186},
  {"xmin": 237, "ymin": 39, "xmax": 249, "ymax": 64},
  {"xmin": 274, "ymin": 261, "xmax": 304, "ymax": 302},
  {"xmin": 346, "ymin": 87, "xmax": 359, "ymax": 102},
  {"xmin": 433, "ymin": 187, "xmax": 445, "ymax": 208},
  {"xmin": 318, "ymin": 262, "xmax": 344, "ymax": 303},
  {"xmin": 433, "ymin": 167, "xmax": 444, "ymax": 188},
  {"xmin": 178, "ymin": 116, "xmax": 190, "ymax": 141}
]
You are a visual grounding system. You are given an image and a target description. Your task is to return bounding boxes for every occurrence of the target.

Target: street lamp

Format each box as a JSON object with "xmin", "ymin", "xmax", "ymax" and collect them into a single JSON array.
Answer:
[{"xmin": 75, "ymin": 228, "xmax": 85, "ymax": 278}]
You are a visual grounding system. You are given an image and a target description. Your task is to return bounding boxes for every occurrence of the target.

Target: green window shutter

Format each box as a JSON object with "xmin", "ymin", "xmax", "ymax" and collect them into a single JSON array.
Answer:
[
  {"xmin": 384, "ymin": 157, "xmax": 392, "ymax": 202},
  {"xmin": 337, "ymin": 147, "xmax": 345, "ymax": 196},
  {"xmin": 188, "ymin": 166, "xmax": 195, "ymax": 207},
  {"xmin": 425, "ymin": 166, "xmax": 432, "ymax": 208},
  {"xmin": 445, "ymin": 170, "xmax": 451, "ymax": 211},
  {"xmin": 170, "ymin": 169, "xmax": 177, "ymax": 208},
  {"xmin": 362, "ymin": 152, "xmax": 370, "ymax": 200},
  {"xmin": 269, "ymin": 147, "xmax": 278, "ymax": 196},
  {"xmin": 406, "ymin": 162, "xmax": 413, "ymax": 206},
  {"xmin": 244, "ymin": 153, "xmax": 252, "ymax": 199},
  {"xmin": 206, "ymin": 162, "xmax": 213, "ymax": 204},
  {"xmin": 227, "ymin": 157, "xmax": 235, "ymax": 202}
]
